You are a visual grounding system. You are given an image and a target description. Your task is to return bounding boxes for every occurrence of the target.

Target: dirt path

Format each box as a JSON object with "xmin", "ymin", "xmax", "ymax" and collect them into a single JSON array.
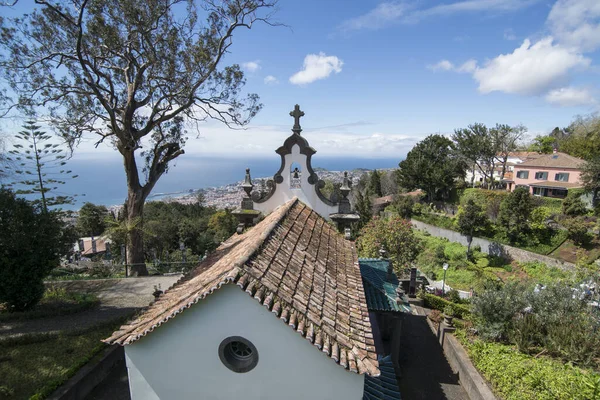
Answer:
[{"xmin": 0, "ymin": 275, "xmax": 181, "ymax": 338}]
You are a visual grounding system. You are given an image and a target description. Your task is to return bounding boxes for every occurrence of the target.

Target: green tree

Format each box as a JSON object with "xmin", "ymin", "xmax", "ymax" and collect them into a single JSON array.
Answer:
[
  {"xmin": 492, "ymin": 124, "xmax": 527, "ymax": 180},
  {"xmin": 563, "ymin": 217, "xmax": 592, "ymax": 246},
  {"xmin": 357, "ymin": 216, "xmax": 422, "ymax": 273},
  {"xmin": 77, "ymin": 202, "xmax": 109, "ymax": 236},
  {"xmin": 0, "ymin": 188, "xmax": 76, "ymax": 311},
  {"xmin": 368, "ymin": 169, "xmax": 383, "ymax": 197},
  {"xmin": 207, "ymin": 210, "xmax": 237, "ymax": 244},
  {"xmin": 563, "ymin": 195, "xmax": 587, "ymax": 217},
  {"xmin": 397, "ymin": 134, "xmax": 465, "ymax": 202},
  {"xmin": 0, "ymin": 0, "xmax": 276, "ymax": 276},
  {"xmin": 528, "ymin": 135, "xmax": 557, "ymax": 154},
  {"xmin": 456, "ymin": 199, "xmax": 488, "ymax": 258},
  {"xmin": 561, "ymin": 114, "xmax": 600, "ymax": 161},
  {"xmin": 393, "ymin": 195, "xmax": 414, "ymax": 219},
  {"xmin": 3, "ymin": 120, "xmax": 77, "ymax": 212},
  {"xmin": 497, "ymin": 187, "xmax": 533, "ymax": 243},
  {"xmin": 453, "ymin": 123, "xmax": 497, "ymax": 188},
  {"xmin": 354, "ymin": 189, "xmax": 372, "ymax": 231},
  {"xmin": 581, "ymin": 158, "xmax": 600, "ymax": 209}
]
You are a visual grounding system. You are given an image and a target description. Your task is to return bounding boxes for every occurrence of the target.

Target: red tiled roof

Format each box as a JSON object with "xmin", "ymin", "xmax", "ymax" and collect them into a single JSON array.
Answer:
[
  {"xmin": 104, "ymin": 198, "xmax": 379, "ymax": 376},
  {"xmin": 518, "ymin": 152, "xmax": 584, "ymax": 169}
]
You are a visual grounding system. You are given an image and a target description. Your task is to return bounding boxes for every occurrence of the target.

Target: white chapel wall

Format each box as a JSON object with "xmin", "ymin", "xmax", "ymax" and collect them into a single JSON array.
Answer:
[
  {"xmin": 254, "ymin": 144, "xmax": 338, "ymax": 219},
  {"xmin": 125, "ymin": 284, "xmax": 364, "ymax": 400}
]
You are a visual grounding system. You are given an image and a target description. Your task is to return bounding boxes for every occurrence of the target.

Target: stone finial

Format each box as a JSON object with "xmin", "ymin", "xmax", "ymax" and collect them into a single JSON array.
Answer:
[
  {"xmin": 379, "ymin": 245, "xmax": 387, "ymax": 259},
  {"xmin": 340, "ymin": 171, "xmax": 351, "ymax": 199},
  {"xmin": 242, "ymin": 168, "xmax": 253, "ymax": 197},
  {"xmin": 290, "ymin": 104, "xmax": 305, "ymax": 134}
]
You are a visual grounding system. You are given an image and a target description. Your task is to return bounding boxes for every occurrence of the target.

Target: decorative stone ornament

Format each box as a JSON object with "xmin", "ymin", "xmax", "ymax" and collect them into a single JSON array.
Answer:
[{"xmin": 242, "ymin": 168, "xmax": 254, "ymax": 197}]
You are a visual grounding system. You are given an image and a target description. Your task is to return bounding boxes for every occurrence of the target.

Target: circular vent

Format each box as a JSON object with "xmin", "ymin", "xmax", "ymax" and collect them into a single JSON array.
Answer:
[{"xmin": 218, "ymin": 336, "xmax": 259, "ymax": 373}]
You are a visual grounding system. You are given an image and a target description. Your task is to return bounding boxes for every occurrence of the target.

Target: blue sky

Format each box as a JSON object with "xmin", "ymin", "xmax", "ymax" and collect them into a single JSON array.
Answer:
[
  {"xmin": 179, "ymin": 0, "xmax": 599, "ymax": 158},
  {"xmin": 2, "ymin": 0, "xmax": 600, "ymax": 205}
]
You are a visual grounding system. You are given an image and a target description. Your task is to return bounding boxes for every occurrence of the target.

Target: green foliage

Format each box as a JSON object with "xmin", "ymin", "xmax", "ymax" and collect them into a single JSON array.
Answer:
[
  {"xmin": 354, "ymin": 189, "xmax": 373, "ymax": 231},
  {"xmin": 368, "ymin": 169, "xmax": 383, "ymax": 197},
  {"xmin": 420, "ymin": 293, "xmax": 471, "ymax": 319},
  {"xmin": 0, "ymin": 189, "xmax": 76, "ymax": 311},
  {"xmin": 498, "ymin": 187, "xmax": 533, "ymax": 243},
  {"xmin": 472, "ymin": 282, "xmax": 528, "ymax": 341},
  {"xmin": 321, "ymin": 179, "xmax": 342, "ymax": 202},
  {"xmin": 519, "ymin": 261, "xmax": 571, "ymax": 285},
  {"xmin": 456, "ymin": 199, "xmax": 489, "ymax": 256},
  {"xmin": 528, "ymin": 134, "xmax": 556, "ymax": 154},
  {"xmin": 472, "ymin": 282, "xmax": 600, "ymax": 368},
  {"xmin": 581, "ymin": 158, "xmax": 600, "ymax": 209},
  {"xmin": 393, "ymin": 195, "xmax": 414, "ymax": 218},
  {"xmin": 3, "ymin": 120, "xmax": 77, "ymax": 211},
  {"xmin": 459, "ymin": 188, "xmax": 508, "ymax": 220},
  {"xmin": 563, "ymin": 217, "xmax": 592, "ymax": 246},
  {"xmin": 563, "ymin": 196, "xmax": 588, "ymax": 216},
  {"xmin": 397, "ymin": 134, "xmax": 466, "ymax": 202},
  {"xmin": 357, "ymin": 216, "xmax": 422, "ymax": 272},
  {"xmin": 456, "ymin": 330, "xmax": 600, "ymax": 400},
  {"xmin": 76, "ymin": 202, "xmax": 109, "ymax": 236}
]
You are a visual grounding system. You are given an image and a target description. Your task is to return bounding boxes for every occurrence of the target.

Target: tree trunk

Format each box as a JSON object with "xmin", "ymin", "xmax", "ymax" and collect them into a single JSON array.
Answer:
[
  {"xmin": 467, "ymin": 235, "xmax": 473, "ymax": 259},
  {"xmin": 126, "ymin": 189, "xmax": 148, "ymax": 276}
]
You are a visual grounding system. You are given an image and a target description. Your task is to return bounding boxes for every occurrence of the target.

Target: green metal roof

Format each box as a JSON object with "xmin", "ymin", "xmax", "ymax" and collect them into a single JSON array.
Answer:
[
  {"xmin": 359, "ymin": 258, "xmax": 410, "ymax": 313},
  {"xmin": 363, "ymin": 355, "xmax": 402, "ymax": 399}
]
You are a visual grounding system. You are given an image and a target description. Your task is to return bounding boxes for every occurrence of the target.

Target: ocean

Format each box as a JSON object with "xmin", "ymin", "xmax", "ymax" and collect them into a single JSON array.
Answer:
[{"xmin": 63, "ymin": 155, "xmax": 401, "ymax": 209}]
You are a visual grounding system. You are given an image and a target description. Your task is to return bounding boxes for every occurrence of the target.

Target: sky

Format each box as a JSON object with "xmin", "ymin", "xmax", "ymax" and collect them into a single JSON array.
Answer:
[{"xmin": 1, "ymin": 0, "xmax": 600, "ymax": 205}]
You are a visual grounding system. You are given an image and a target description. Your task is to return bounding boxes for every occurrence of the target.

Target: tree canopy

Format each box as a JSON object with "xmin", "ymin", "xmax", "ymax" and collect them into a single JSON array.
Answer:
[
  {"xmin": 456, "ymin": 199, "xmax": 488, "ymax": 257},
  {"xmin": 397, "ymin": 134, "xmax": 465, "ymax": 202},
  {"xmin": 0, "ymin": 0, "xmax": 277, "ymax": 275},
  {"xmin": 77, "ymin": 202, "xmax": 109, "ymax": 237},
  {"xmin": 497, "ymin": 187, "xmax": 533, "ymax": 243}
]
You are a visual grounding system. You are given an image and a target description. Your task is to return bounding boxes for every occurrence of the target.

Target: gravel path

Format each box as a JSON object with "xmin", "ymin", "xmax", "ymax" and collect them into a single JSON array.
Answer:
[{"xmin": 0, "ymin": 275, "xmax": 182, "ymax": 338}]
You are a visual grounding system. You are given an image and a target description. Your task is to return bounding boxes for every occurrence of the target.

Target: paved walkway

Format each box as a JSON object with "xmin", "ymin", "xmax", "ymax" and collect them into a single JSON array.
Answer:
[
  {"xmin": 0, "ymin": 275, "xmax": 181, "ymax": 337},
  {"xmin": 397, "ymin": 312, "xmax": 468, "ymax": 400}
]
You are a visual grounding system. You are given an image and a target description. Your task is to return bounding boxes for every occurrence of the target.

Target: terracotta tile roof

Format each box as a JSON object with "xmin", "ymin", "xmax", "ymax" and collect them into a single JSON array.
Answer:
[
  {"xmin": 105, "ymin": 197, "xmax": 379, "ymax": 376},
  {"xmin": 528, "ymin": 181, "xmax": 583, "ymax": 189},
  {"xmin": 518, "ymin": 152, "xmax": 585, "ymax": 169}
]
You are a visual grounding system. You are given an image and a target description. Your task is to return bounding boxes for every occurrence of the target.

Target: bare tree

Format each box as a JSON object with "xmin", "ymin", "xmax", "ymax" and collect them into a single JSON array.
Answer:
[
  {"xmin": 0, "ymin": 0, "xmax": 277, "ymax": 275},
  {"xmin": 492, "ymin": 124, "xmax": 527, "ymax": 181}
]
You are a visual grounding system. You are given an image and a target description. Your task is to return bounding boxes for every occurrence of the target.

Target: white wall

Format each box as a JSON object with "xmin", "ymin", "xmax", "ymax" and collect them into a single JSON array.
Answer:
[
  {"xmin": 125, "ymin": 284, "xmax": 364, "ymax": 400},
  {"xmin": 254, "ymin": 144, "xmax": 338, "ymax": 219}
]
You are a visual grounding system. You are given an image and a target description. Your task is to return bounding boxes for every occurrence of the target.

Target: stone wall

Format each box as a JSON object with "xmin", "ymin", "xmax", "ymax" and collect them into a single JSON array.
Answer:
[{"xmin": 411, "ymin": 219, "xmax": 575, "ymax": 271}]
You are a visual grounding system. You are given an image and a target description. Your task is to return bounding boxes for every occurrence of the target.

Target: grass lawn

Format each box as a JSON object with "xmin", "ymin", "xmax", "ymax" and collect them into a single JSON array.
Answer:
[
  {"xmin": 0, "ymin": 322, "xmax": 118, "ymax": 399},
  {"xmin": 0, "ymin": 286, "xmax": 99, "ymax": 322}
]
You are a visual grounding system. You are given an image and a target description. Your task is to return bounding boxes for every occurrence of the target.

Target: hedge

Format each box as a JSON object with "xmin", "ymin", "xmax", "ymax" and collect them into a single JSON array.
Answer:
[
  {"xmin": 455, "ymin": 331, "xmax": 600, "ymax": 400},
  {"xmin": 421, "ymin": 293, "xmax": 471, "ymax": 319}
]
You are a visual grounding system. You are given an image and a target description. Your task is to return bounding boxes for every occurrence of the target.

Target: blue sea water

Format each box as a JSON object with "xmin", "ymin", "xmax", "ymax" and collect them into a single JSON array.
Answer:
[{"xmin": 60, "ymin": 155, "xmax": 401, "ymax": 209}]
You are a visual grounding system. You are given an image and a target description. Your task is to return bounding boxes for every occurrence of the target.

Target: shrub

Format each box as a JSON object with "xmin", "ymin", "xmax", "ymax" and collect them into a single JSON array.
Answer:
[
  {"xmin": 471, "ymin": 282, "xmax": 528, "ymax": 342},
  {"xmin": 563, "ymin": 196, "xmax": 587, "ymax": 216},
  {"xmin": 0, "ymin": 189, "xmax": 74, "ymax": 311},
  {"xmin": 563, "ymin": 217, "xmax": 592, "ymax": 246},
  {"xmin": 393, "ymin": 195, "xmax": 415, "ymax": 219},
  {"xmin": 421, "ymin": 293, "xmax": 471, "ymax": 319}
]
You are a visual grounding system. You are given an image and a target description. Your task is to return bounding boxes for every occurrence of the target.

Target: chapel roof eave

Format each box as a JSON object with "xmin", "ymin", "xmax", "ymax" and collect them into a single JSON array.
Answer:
[{"xmin": 104, "ymin": 197, "xmax": 380, "ymax": 377}]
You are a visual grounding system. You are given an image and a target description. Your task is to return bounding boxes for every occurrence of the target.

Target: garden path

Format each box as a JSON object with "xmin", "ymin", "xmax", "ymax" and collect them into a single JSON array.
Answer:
[{"xmin": 0, "ymin": 275, "xmax": 182, "ymax": 338}]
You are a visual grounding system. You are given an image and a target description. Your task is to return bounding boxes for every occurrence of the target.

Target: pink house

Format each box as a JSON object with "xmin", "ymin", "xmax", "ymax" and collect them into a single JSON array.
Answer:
[{"xmin": 505, "ymin": 152, "xmax": 584, "ymax": 198}]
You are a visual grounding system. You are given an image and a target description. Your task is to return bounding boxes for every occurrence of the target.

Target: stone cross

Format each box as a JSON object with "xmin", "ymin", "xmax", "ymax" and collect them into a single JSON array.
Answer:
[{"xmin": 290, "ymin": 104, "xmax": 304, "ymax": 134}]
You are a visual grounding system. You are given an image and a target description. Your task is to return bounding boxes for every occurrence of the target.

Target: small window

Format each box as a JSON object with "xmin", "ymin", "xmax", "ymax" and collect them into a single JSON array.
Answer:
[
  {"xmin": 555, "ymin": 173, "xmax": 569, "ymax": 182},
  {"xmin": 535, "ymin": 171, "xmax": 548, "ymax": 180},
  {"xmin": 516, "ymin": 170, "xmax": 529, "ymax": 179},
  {"xmin": 219, "ymin": 336, "xmax": 259, "ymax": 373}
]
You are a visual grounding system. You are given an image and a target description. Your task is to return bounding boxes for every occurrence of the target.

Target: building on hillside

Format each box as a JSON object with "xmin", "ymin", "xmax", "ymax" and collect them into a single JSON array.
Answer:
[
  {"xmin": 465, "ymin": 152, "xmax": 542, "ymax": 187},
  {"xmin": 503, "ymin": 151, "xmax": 585, "ymax": 198},
  {"xmin": 105, "ymin": 105, "xmax": 405, "ymax": 400},
  {"xmin": 74, "ymin": 236, "xmax": 111, "ymax": 258}
]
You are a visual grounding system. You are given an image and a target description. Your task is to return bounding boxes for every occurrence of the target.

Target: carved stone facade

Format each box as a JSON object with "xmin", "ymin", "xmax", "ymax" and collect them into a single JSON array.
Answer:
[{"xmin": 235, "ymin": 105, "xmax": 359, "ymax": 232}]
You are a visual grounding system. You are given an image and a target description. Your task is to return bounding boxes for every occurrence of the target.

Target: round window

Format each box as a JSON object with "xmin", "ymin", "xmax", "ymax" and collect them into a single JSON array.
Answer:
[{"xmin": 218, "ymin": 336, "xmax": 259, "ymax": 373}]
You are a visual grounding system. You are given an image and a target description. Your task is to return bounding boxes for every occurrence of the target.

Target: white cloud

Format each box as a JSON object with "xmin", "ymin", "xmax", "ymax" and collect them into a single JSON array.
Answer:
[
  {"xmin": 427, "ymin": 60, "xmax": 454, "ymax": 71},
  {"xmin": 289, "ymin": 53, "xmax": 343, "ymax": 85},
  {"xmin": 339, "ymin": 0, "xmax": 539, "ymax": 31},
  {"xmin": 241, "ymin": 60, "xmax": 261, "ymax": 73},
  {"xmin": 263, "ymin": 75, "xmax": 279, "ymax": 85},
  {"xmin": 545, "ymin": 87, "xmax": 596, "ymax": 106},
  {"xmin": 338, "ymin": 2, "xmax": 412, "ymax": 31},
  {"xmin": 547, "ymin": 0, "xmax": 600, "ymax": 52},
  {"xmin": 472, "ymin": 37, "xmax": 590, "ymax": 95},
  {"xmin": 427, "ymin": 59, "xmax": 477, "ymax": 73}
]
